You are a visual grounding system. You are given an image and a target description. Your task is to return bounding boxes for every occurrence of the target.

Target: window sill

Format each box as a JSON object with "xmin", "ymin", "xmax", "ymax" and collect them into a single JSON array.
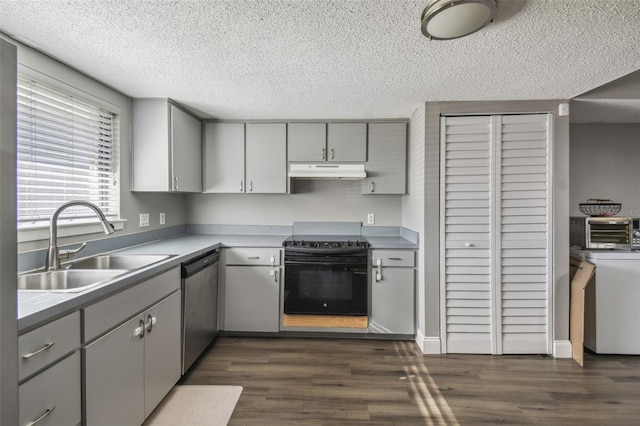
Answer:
[{"xmin": 18, "ymin": 218, "xmax": 127, "ymax": 243}]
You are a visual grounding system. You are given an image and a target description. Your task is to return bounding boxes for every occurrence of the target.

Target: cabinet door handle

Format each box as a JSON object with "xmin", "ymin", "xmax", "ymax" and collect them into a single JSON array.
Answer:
[
  {"xmin": 248, "ymin": 256, "xmax": 260, "ymax": 259},
  {"xmin": 330, "ymin": 148, "xmax": 335, "ymax": 160},
  {"xmin": 464, "ymin": 243, "xmax": 474, "ymax": 248},
  {"xmin": 321, "ymin": 148, "xmax": 326, "ymax": 160},
  {"xmin": 370, "ymin": 182, "xmax": 375, "ymax": 193},
  {"xmin": 174, "ymin": 177, "xmax": 179, "ymax": 190},
  {"xmin": 270, "ymin": 255, "xmax": 276, "ymax": 266},
  {"xmin": 274, "ymin": 270, "xmax": 278, "ymax": 282},
  {"xmin": 133, "ymin": 319, "xmax": 145, "ymax": 339},
  {"xmin": 376, "ymin": 258, "xmax": 383, "ymax": 281},
  {"xmin": 25, "ymin": 406, "xmax": 56, "ymax": 426},
  {"xmin": 388, "ymin": 257, "xmax": 402, "ymax": 261},
  {"xmin": 240, "ymin": 181, "xmax": 244, "ymax": 192},
  {"xmin": 22, "ymin": 341, "xmax": 55, "ymax": 359},
  {"xmin": 146, "ymin": 314, "xmax": 157, "ymax": 333},
  {"xmin": 249, "ymin": 181, "xmax": 253, "ymax": 192}
]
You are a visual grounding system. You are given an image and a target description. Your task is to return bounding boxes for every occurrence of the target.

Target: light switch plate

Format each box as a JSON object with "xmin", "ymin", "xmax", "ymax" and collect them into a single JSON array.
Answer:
[
  {"xmin": 367, "ymin": 213, "xmax": 375, "ymax": 225},
  {"xmin": 139, "ymin": 213, "xmax": 149, "ymax": 227}
]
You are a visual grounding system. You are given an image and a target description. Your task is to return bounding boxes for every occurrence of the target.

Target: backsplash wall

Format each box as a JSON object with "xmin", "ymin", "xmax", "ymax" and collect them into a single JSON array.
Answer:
[{"xmin": 187, "ymin": 180, "xmax": 402, "ymax": 226}]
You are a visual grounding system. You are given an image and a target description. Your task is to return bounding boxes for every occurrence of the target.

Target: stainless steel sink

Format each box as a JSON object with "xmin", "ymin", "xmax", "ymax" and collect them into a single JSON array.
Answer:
[
  {"xmin": 65, "ymin": 254, "xmax": 172, "ymax": 271},
  {"xmin": 17, "ymin": 269, "xmax": 129, "ymax": 292}
]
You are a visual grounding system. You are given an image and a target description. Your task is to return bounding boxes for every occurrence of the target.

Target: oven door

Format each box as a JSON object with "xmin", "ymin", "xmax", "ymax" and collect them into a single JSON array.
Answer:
[{"xmin": 284, "ymin": 251, "xmax": 368, "ymax": 316}]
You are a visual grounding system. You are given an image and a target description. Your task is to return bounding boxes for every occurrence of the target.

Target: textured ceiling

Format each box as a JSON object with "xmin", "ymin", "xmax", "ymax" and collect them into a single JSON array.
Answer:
[{"xmin": 1, "ymin": 0, "xmax": 640, "ymax": 120}]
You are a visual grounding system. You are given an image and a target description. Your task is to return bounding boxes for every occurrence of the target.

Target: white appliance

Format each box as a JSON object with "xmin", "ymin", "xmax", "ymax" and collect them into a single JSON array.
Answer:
[{"xmin": 582, "ymin": 250, "xmax": 640, "ymax": 354}]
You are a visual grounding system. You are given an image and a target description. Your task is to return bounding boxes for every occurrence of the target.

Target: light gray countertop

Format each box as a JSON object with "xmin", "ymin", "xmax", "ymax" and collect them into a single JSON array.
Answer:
[{"xmin": 18, "ymin": 232, "xmax": 417, "ymax": 332}]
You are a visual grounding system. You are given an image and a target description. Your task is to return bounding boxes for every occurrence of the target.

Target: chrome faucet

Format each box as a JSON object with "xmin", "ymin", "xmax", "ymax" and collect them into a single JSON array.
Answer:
[{"xmin": 45, "ymin": 200, "xmax": 116, "ymax": 271}]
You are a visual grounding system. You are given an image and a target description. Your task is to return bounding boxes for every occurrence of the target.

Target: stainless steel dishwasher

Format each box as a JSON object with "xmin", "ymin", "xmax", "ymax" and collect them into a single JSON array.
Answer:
[{"xmin": 181, "ymin": 249, "xmax": 220, "ymax": 374}]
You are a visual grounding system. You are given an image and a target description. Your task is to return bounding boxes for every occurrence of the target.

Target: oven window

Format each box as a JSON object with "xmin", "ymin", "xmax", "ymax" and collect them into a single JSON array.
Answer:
[{"xmin": 298, "ymin": 271, "xmax": 352, "ymax": 300}]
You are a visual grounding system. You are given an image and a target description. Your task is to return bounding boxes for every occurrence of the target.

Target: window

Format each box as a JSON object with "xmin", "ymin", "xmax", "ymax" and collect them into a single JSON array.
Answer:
[{"xmin": 17, "ymin": 76, "xmax": 119, "ymax": 226}]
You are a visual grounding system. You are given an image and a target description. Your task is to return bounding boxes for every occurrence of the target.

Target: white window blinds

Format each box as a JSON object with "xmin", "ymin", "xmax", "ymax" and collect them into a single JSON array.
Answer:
[{"xmin": 17, "ymin": 76, "xmax": 118, "ymax": 223}]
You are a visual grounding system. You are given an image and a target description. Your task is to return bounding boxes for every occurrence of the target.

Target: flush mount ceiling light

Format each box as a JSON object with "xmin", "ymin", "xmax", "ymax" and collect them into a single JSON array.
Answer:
[{"xmin": 421, "ymin": 0, "xmax": 498, "ymax": 40}]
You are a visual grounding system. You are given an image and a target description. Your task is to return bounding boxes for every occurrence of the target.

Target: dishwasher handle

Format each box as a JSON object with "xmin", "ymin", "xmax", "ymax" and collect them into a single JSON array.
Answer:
[{"xmin": 181, "ymin": 250, "xmax": 220, "ymax": 278}]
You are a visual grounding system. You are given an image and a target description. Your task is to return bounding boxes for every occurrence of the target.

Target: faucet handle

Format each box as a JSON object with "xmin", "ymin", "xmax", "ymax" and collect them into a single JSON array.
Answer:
[{"xmin": 59, "ymin": 242, "xmax": 87, "ymax": 260}]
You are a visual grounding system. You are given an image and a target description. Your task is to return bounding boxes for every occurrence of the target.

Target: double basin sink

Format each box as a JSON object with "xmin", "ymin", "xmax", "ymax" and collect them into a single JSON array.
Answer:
[{"xmin": 18, "ymin": 254, "xmax": 172, "ymax": 293}]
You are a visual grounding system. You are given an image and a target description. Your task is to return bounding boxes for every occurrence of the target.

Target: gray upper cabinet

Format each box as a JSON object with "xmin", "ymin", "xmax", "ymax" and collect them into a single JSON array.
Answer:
[
  {"xmin": 288, "ymin": 122, "xmax": 366, "ymax": 162},
  {"xmin": 204, "ymin": 122, "xmax": 287, "ymax": 194},
  {"xmin": 288, "ymin": 123, "xmax": 327, "ymax": 162},
  {"xmin": 245, "ymin": 123, "xmax": 287, "ymax": 193},
  {"xmin": 132, "ymin": 99, "xmax": 202, "ymax": 192},
  {"xmin": 362, "ymin": 122, "xmax": 407, "ymax": 195},
  {"xmin": 327, "ymin": 122, "xmax": 367, "ymax": 162},
  {"xmin": 204, "ymin": 122, "xmax": 245, "ymax": 193}
]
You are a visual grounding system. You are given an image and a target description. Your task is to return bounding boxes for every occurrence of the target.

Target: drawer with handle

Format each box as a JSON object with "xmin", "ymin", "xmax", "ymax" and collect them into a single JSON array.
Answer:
[
  {"xmin": 371, "ymin": 250, "xmax": 415, "ymax": 268},
  {"xmin": 19, "ymin": 351, "xmax": 81, "ymax": 426},
  {"xmin": 225, "ymin": 247, "xmax": 281, "ymax": 266},
  {"xmin": 18, "ymin": 311, "xmax": 80, "ymax": 382}
]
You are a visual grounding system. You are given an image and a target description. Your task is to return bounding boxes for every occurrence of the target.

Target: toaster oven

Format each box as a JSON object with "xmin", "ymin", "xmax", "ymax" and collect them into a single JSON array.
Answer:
[{"xmin": 570, "ymin": 217, "xmax": 640, "ymax": 250}]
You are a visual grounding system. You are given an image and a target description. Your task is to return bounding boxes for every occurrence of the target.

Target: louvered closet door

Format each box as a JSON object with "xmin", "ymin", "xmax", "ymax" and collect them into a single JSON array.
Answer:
[
  {"xmin": 441, "ymin": 114, "xmax": 551, "ymax": 355},
  {"xmin": 498, "ymin": 114, "xmax": 551, "ymax": 354},
  {"xmin": 441, "ymin": 116, "xmax": 493, "ymax": 354}
]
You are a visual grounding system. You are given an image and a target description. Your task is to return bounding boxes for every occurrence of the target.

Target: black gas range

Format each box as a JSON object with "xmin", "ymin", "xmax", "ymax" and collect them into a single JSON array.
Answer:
[{"xmin": 282, "ymin": 235, "xmax": 369, "ymax": 316}]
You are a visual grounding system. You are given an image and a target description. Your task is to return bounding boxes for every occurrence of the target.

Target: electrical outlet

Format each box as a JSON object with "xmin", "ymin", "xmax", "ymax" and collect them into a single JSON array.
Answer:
[
  {"xmin": 367, "ymin": 213, "xmax": 375, "ymax": 225},
  {"xmin": 159, "ymin": 212, "xmax": 165, "ymax": 225},
  {"xmin": 139, "ymin": 213, "xmax": 149, "ymax": 227}
]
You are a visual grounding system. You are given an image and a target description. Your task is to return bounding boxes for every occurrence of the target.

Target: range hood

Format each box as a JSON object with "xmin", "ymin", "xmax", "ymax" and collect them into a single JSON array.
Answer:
[{"xmin": 288, "ymin": 163, "xmax": 366, "ymax": 180}]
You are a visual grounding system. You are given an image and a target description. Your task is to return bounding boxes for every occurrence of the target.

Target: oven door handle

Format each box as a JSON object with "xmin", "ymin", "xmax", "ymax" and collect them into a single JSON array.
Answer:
[
  {"xmin": 284, "ymin": 247, "xmax": 368, "ymax": 255},
  {"xmin": 284, "ymin": 260, "xmax": 366, "ymax": 267}
]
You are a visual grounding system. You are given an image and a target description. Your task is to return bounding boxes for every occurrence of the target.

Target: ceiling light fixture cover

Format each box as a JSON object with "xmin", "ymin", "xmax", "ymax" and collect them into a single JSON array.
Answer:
[{"xmin": 421, "ymin": 0, "xmax": 498, "ymax": 40}]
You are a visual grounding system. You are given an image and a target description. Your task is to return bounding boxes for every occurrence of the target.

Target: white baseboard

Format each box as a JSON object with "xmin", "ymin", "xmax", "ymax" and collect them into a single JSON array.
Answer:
[
  {"xmin": 554, "ymin": 340, "xmax": 572, "ymax": 358},
  {"xmin": 415, "ymin": 329, "xmax": 441, "ymax": 354}
]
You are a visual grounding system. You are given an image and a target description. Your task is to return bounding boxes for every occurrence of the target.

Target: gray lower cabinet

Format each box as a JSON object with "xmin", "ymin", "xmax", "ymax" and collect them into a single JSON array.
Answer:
[
  {"xmin": 143, "ymin": 292, "xmax": 182, "ymax": 417},
  {"xmin": 18, "ymin": 311, "xmax": 81, "ymax": 426},
  {"xmin": 19, "ymin": 352, "xmax": 81, "ymax": 426},
  {"xmin": 224, "ymin": 266, "xmax": 280, "ymax": 332},
  {"xmin": 362, "ymin": 122, "xmax": 407, "ymax": 195},
  {"xmin": 370, "ymin": 250, "xmax": 415, "ymax": 334},
  {"xmin": 84, "ymin": 291, "xmax": 181, "ymax": 426}
]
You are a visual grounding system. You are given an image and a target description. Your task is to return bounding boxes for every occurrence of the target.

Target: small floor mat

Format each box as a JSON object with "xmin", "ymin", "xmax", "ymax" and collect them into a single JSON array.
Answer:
[{"xmin": 144, "ymin": 385, "xmax": 243, "ymax": 426}]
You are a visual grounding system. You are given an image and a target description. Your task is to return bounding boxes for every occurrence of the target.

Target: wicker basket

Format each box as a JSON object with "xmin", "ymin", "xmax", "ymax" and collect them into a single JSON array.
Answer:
[{"xmin": 578, "ymin": 201, "xmax": 621, "ymax": 217}]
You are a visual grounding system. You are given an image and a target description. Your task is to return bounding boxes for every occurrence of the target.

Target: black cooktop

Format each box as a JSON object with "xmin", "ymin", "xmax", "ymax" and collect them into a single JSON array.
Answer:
[{"xmin": 283, "ymin": 235, "xmax": 369, "ymax": 249}]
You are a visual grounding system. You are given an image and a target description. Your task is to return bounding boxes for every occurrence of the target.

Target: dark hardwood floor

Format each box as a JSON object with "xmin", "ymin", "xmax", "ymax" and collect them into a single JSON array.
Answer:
[{"xmin": 180, "ymin": 336, "xmax": 640, "ymax": 425}]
